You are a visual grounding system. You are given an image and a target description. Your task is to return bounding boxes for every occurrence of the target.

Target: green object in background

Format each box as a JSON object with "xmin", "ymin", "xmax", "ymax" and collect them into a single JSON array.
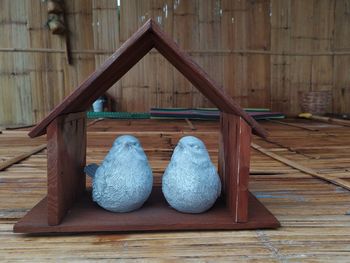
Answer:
[
  {"xmin": 87, "ymin": 108, "xmax": 284, "ymax": 120},
  {"xmin": 152, "ymin": 107, "xmax": 271, "ymax": 112},
  {"xmin": 243, "ymin": 108, "xmax": 271, "ymax": 112},
  {"xmin": 87, "ymin": 111, "xmax": 150, "ymax": 119}
]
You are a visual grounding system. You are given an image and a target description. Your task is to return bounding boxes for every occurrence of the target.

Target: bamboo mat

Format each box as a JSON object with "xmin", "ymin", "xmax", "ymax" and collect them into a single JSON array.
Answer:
[{"xmin": 1, "ymin": 119, "xmax": 350, "ymax": 262}]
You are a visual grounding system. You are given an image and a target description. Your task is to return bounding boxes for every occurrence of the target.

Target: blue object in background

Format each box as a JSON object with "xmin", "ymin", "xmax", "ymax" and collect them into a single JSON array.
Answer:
[{"xmin": 92, "ymin": 97, "xmax": 105, "ymax": 112}]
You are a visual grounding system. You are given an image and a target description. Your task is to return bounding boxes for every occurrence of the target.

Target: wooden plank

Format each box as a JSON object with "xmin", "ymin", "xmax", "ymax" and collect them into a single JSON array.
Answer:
[
  {"xmin": 220, "ymin": 113, "xmax": 251, "ymax": 222},
  {"xmin": 251, "ymin": 142, "xmax": 350, "ymax": 191},
  {"xmin": 218, "ymin": 113, "xmax": 227, "ymax": 194},
  {"xmin": 308, "ymin": 115, "xmax": 350, "ymax": 128},
  {"xmin": 14, "ymin": 188, "xmax": 280, "ymax": 233},
  {"xmin": 46, "ymin": 112, "xmax": 86, "ymax": 225},
  {"xmin": 267, "ymin": 119, "xmax": 319, "ymax": 131},
  {"xmin": 5, "ymin": 124, "xmax": 35, "ymax": 130},
  {"xmin": 0, "ymin": 144, "xmax": 47, "ymax": 171},
  {"xmin": 234, "ymin": 116, "xmax": 252, "ymax": 222}
]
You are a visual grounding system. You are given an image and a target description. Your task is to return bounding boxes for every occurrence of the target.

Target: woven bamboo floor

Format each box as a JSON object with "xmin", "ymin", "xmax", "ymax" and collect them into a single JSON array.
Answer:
[{"xmin": 1, "ymin": 118, "xmax": 350, "ymax": 262}]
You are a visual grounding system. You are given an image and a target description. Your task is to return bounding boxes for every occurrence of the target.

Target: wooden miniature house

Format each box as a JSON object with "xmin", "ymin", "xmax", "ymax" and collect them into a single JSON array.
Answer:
[{"xmin": 14, "ymin": 19, "xmax": 279, "ymax": 234}]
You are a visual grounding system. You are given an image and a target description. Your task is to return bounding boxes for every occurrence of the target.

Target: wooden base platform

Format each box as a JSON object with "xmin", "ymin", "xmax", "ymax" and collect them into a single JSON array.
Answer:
[{"xmin": 14, "ymin": 187, "xmax": 279, "ymax": 234}]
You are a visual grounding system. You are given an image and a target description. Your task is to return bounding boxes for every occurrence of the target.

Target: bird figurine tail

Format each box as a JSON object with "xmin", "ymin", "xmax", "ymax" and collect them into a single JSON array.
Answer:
[{"xmin": 84, "ymin": 163, "xmax": 99, "ymax": 178}]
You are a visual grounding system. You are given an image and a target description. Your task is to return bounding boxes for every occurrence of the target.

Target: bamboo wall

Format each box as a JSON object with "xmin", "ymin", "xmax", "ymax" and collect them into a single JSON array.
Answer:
[{"xmin": 0, "ymin": 0, "xmax": 349, "ymax": 126}]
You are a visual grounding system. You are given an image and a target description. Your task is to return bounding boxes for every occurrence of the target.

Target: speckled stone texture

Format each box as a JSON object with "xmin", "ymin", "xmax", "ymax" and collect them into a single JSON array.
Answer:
[
  {"xmin": 84, "ymin": 135, "xmax": 153, "ymax": 213},
  {"xmin": 162, "ymin": 136, "xmax": 221, "ymax": 213}
]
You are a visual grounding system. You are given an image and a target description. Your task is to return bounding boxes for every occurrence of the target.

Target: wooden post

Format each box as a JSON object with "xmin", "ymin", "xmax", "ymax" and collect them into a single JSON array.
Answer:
[
  {"xmin": 219, "ymin": 112, "xmax": 252, "ymax": 222},
  {"xmin": 218, "ymin": 114, "xmax": 227, "ymax": 194},
  {"xmin": 46, "ymin": 112, "xmax": 86, "ymax": 225}
]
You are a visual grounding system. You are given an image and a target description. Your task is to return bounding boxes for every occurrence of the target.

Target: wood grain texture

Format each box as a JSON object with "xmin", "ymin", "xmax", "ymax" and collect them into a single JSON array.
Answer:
[
  {"xmin": 14, "ymin": 188, "xmax": 279, "ymax": 233},
  {"xmin": 0, "ymin": 143, "xmax": 46, "ymax": 171},
  {"xmin": 251, "ymin": 142, "xmax": 350, "ymax": 191},
  {"xmin": 29, "ymin": 19, "xmax": 267, "ymax": 138},
  {"xmin": 46, "ymin": 112, "xmax": 86, "ymax": 225},
  {"xmin": 220, "ymin": 113, "xmax": 251, "ymax": 222}
]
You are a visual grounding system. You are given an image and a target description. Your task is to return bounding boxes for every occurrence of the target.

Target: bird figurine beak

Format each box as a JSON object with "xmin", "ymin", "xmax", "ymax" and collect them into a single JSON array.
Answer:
[{"xmin": 123, "ymin": 141, "xmax": 134, "ymax": 148}]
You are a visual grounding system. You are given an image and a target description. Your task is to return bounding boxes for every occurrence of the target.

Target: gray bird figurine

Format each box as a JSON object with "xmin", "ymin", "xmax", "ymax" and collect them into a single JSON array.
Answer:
[
  {"xmin": 84, "ymin": 135, "xmax": 153, "ymax": 213},
  {"xmin": 162, "ymin": 136, "xmax": 221, "ymax": 213}
]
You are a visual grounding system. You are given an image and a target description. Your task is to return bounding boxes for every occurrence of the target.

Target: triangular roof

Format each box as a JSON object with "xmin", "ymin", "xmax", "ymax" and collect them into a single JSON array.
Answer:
[{"xmin": 29, "ymin": 19, "xmax": 267, "ymax": 138}]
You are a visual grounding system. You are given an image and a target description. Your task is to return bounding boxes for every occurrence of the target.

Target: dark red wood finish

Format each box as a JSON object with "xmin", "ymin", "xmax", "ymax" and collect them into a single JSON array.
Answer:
[
  {"xmin": 47, "ymin": 112, "xmax": 86, "ymax": 225},
  {"xmin": 14, "ymin": 187, "xmax": 280, "ymax": 234},
  {"xmin": 219, "ymin": 113, "xmax": 251, "ymax": 222}
]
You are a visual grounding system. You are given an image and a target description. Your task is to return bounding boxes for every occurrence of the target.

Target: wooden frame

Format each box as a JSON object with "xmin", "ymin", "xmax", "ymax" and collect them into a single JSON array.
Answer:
[
  {"xmin": 14, "ymin": 19, "xmax": 279, "ymax": 234},
  {"xmin": 47, "ymin": 112, "xmax": 86, "ymax": 225},
  {"xmin": 219, "ymin": 113, "xmax": 251, "ymax": 222}
]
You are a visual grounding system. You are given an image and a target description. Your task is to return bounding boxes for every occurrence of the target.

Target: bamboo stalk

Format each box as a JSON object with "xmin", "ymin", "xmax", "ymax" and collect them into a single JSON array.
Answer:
[
  {"xmin": 185, "ymin": 118, "xmax": 196, "ymax": 130},
  {"xmin": 251, "ymin": 142, "xmax": 350, "ymax": 191},
  {"xmin": 267, "ymin": 120, "xmax": 319, "ymax": 131},
  {"xmin": 5, "ymin": 124, "xmax": 35, "ymax": 130},
  {"xmin": 0, "ymin": 144, "xmax": 47, "ymax": 171},
  {"xmin": 309, "ymin": 115, "xmax": 350, "ymax": 127},
  {"xmin": 1, "ymin": 47, "xmax": 350, "ymax": 56},
  {"xmin": 87, "ymin": 118, "xmax": 105, "ymax": 127},
  {"xmin": 61, "ymin": 0, "xmax": 72, "ymax": 65}
]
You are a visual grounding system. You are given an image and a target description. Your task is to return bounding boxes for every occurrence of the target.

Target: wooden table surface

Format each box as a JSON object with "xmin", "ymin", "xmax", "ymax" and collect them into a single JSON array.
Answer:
[{"xmin": 1, "ymin": 118, "xmax": 350, "ymax": 262}]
